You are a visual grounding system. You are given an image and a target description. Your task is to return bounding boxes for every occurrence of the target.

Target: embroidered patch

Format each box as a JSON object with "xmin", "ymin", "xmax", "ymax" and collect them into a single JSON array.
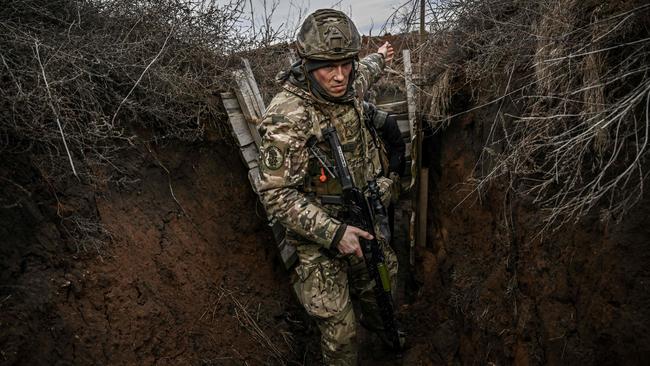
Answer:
[{"xmin": 263, "ymin": 146, "xmax": 284, "ymax": 170}]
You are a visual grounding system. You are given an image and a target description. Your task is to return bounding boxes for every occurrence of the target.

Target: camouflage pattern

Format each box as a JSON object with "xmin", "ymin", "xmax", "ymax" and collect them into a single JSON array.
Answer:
[
  {"xmin": 258, "ymin": 52, "xmax": 397, "ymax": 365},
  {"xmin": 296, "ymin": 9, "xmax": 361, "ymax": 61},
  {"xmin": 289, "ymin": 235, "xmax": 398, "ymax": 365}
]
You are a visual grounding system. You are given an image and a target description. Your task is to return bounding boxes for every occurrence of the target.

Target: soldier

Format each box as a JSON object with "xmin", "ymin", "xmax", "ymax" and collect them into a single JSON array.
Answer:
[{"xmin": 258, "ymin": 9, "xmax": 403, "ymax": 365}]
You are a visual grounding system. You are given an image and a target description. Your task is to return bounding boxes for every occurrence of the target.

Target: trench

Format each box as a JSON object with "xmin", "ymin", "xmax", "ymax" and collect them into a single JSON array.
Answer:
[
  {"xmin": 1, "ymin": 81, "xmax": 649, "ymax": 366},
  {"xmin": 2, "ymin": 125, "xmax": 650, "ymax": 365},
  {"xmin": 400, "ymin": 89, "xmax": 650, "ymax": 365}
]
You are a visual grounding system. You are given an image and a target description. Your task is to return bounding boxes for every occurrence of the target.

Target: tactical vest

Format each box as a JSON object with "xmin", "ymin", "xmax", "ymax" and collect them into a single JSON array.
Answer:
[{"xmin": 302, "ymin": 97, "xmax": 383, "ymax": 200}]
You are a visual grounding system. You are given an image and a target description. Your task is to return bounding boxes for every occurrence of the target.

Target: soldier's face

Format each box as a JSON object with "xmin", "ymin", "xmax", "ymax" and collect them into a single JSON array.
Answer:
[{"xmin": 311, "ymin": 60, "xmax": 353, "ymax": 97}]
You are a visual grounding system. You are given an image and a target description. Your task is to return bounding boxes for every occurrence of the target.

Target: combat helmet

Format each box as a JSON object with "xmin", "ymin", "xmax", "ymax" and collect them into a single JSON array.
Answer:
[{"xmin": 296, "ymin": 9, "xmax": 361, "ymax": 61}]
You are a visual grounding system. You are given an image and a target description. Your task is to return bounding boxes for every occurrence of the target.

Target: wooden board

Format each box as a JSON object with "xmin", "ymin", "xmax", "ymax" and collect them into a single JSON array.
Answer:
[
  {"xmin": 277, "ymin": 238, "xmax": 298, "ymax": 270},
  {"xmin": 242, "ymin": 58, "xmax": 266, "ymax": 117},
  {"xmin": 240, "ymin": 143, "xmax": 259, "ymax": 169},
  {"xmin": 233, "ymin": 69, "xmax": 263, "ymax": 147},
  {"xmin": 248, "ymin": 166, "xmax": 262, "ymax": 194},
  {"xmin": 417, "ymin": 168, "xmax": 429, "ymax": 248},
  {"xmin": 403, "ymin": 50, "xmax": 417, "ymax": 148},
  {"xmin": 376, "ymin": 100, "xmax": 408, "ymax": 114},
  {"xmin": 222, "ymin": 93, "xmax": 254, "ymax": 148}
]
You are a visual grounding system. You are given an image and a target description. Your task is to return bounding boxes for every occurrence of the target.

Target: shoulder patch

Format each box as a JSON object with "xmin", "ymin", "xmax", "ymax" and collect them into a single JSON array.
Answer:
[{"xmin": 263, "ymin": 145, "xmax": 284, "ymax": 170}]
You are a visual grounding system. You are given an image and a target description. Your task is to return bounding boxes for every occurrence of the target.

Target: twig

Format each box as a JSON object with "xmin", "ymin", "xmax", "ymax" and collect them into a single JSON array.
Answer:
[
  {"xmin": 536, "ymin": 37, "xmax": 650, "ymax": 65},
  {"xmin": 110, "ymin": 24, "xmax": 175, "ymax": 127},
  {"xmin": 35, "ymin": 41, "xmax": 78, "ymax": 178},
  {"xmin": 222, "ymin": 285, "xmax": 285, "ymax": 363},
  {"xmin": 144, "ymin": 143, "xmax": 187, "ymax": 216}
]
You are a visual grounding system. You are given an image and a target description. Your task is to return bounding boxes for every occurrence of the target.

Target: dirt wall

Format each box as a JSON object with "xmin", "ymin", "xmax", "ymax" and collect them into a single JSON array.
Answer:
[
  {"xmin": 0, "ymin": 143, "xmax": 321, "ymax": 365},
  {"xmin": 413, "ymin": 100, "xmax": 650, "ymax": 365}
]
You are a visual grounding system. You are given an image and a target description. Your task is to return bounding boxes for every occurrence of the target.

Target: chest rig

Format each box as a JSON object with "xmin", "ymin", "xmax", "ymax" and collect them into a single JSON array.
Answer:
[{"xmin": 302, "ymin": 97, "xmax": 383, "ymax": 204}]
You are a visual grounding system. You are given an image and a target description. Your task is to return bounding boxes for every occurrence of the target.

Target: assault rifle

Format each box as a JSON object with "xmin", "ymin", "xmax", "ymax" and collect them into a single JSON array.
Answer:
[{"xmin": 319, "ymin": 126, "xmax": 404, "ymax": 351}]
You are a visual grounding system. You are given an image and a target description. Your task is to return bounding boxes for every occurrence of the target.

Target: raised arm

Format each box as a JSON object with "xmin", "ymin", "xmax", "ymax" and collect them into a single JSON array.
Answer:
[{"xmin": 354, "ymin": 41, "xmax": 394, "ymax": 96}]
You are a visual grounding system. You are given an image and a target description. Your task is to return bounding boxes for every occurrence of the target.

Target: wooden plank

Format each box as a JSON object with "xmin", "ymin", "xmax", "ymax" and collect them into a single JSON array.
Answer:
[
  {"xmin": 222, "ymin": 94, "xmax": 243, "ymax": 113},
  {"xmin": 233, "ymin": 69, "xmax": 263, "ymax": 147},
  {"xmin": 242, "ymin": 58, "xmax": 266, "ymax": 117},
  {"xmin": 222, "ymin": 93, "xmax": 254, "ymax": 147},
  {"xmin": 272, "ymin": 221, "xmax": 286, "ymax": 241},
  {"xmin": 272, "ymin": 216, "xmax": 297, "ymax": 270},
  {"xmin": 404, "ymin": 159, "xmax": 412, "ymax": 176},
  {"xmin": 403, "ymin": 50, "xmax": 417, "ymax": 146},
  {"xmin": 221, "ymin": 91, "xmax": 236, "ymax": 101},
  {"xmin": 222, "ymin": 70, "xmax": 297, "ymax": 270},
  {"xmin": 376, "ymin": 100, "xmax": 408, "ymax": 114},
  {"xmin": 404, "ymin": 49, "xmax": 419, "ymax": 193},
  {"xmin": 240, "ymin": 143, "xmax": 259, "ymax": 168},
  {"xmin": 409, "ymin": 211, "xmax": 416, "ymax": 266},
  {"xmin": 233, "ymin": 70, "xmax": 256, "ymax": 121},
  {"xmin": 248, "ymin": 166, "xmax": 262, "ymax": 194},
  {"xmin": 417, "ymin": 168, "xmax": 429, "ymax": 248},
  {"xmin": 228, "ymin": 113, "xmax": 254, "ymax": 147}
]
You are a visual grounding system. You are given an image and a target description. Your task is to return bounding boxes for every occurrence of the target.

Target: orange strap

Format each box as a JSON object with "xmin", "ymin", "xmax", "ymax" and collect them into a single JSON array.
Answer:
[{"xmin": 319, "ymin": 167, "xmax": 327, "ymax": 183}]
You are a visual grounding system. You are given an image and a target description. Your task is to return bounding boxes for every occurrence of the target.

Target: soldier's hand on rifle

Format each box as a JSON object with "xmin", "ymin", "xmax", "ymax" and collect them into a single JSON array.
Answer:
[
  {"xmin": 378, "ymin": 41, "xmax": 394, "ymax": 63},
  {"xmin": 337, "ymin": 225, "xmax": 373, "ymax": 258}
]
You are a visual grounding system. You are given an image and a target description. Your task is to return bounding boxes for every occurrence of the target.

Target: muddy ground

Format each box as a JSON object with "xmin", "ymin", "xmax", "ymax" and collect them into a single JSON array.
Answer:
[{"xmin": 1, "ymin": 124, "xmax": 649, "ymax": 365}]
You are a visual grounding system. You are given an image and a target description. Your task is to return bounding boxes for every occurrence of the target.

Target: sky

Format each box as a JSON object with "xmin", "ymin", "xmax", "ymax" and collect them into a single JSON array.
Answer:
[{"xmin": 244, "ymin": 0, "xmax": 407, "ymax": 38}]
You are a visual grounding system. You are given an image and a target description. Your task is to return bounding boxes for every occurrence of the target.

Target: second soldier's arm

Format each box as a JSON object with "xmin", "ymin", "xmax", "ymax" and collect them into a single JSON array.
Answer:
[
  {"xmin": 381, "ymin": 115, "xmax": 406, "ymax": 176},
  {"xmin": 364, "ymin": 102, "xmax": 406, "ymax": 176}
]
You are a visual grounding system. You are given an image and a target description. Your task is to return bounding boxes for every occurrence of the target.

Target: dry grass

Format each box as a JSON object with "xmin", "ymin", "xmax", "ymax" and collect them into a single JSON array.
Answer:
[
  {"xmin": 218, "ymin": 285, "xmax": 288, "ymax": 365},
  {"xmin": 421, "ymin": 0, "xmax": 650, "ymax": 230},
  {"xmin": 0, "ymin": 0, "xmax": 295, "ymax": 251}
]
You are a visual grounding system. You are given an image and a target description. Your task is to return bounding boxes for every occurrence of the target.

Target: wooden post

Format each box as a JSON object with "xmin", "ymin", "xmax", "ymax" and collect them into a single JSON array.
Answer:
[
  {"xmin": 403, "ymin": 50, "xmax": 417, "ymax": 146},
  {"xmin": 418, "ymin": 168, "xmax": 429, "ymax": 248},
  {"xmin": 404, "ymin": 48, "xmax": 427, "ymax": 255}
]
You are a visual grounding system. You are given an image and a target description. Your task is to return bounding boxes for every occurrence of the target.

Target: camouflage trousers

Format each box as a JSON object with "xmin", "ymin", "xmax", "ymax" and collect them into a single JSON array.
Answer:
[{"xmin": 290, "ymin": 235, "xmax": 399, "ymax": 366}]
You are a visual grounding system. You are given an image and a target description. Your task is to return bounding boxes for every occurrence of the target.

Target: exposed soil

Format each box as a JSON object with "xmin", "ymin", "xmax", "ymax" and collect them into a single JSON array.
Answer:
[
  {"xmin": 0, "ymin": 140, "xmax": 431, "ymax": 366},
  {"xmin": 1, "ymin": 143, "xmax": 317, "ymax": 365},
  {"xmin": 409, "ymin": 104, "xmax": 650, "ymax": 365},
  {"xmin": 1, "ymin": 119, "xmax": 649, "ymax": 365}
]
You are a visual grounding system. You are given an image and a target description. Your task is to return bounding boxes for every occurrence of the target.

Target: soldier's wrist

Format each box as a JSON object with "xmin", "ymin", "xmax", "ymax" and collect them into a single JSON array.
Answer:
[{"xmin": 328, "ymin": 223, "xmax": 348, "ymax": 250}]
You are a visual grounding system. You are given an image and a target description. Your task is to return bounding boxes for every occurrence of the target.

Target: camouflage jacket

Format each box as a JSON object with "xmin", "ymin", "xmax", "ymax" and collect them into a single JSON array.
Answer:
[{"xmin": 258, "ymin": 53, "xmax": 387, "ymax": 251}]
